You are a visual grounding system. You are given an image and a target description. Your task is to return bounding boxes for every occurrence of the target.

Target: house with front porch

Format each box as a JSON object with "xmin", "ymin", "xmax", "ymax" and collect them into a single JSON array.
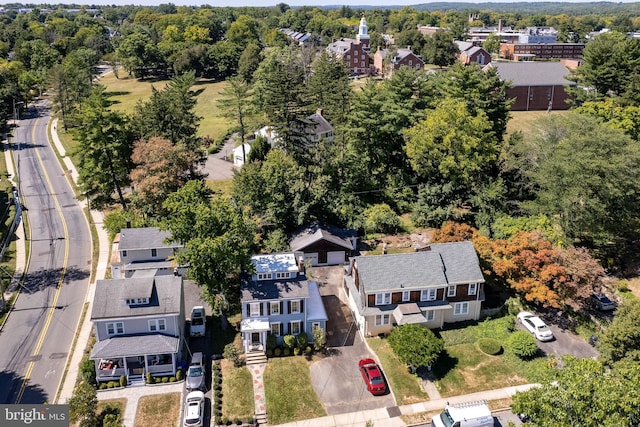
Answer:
[
  {"xmin": 343, "ymin": 241, "xmax": 485, "ymax": 337},
  {"xmin": 90, "ymin": 275, "xmax": 185, "ymax": 386},
  {"xmin": 110, "ymin": 227, "xmax": 183, "ymax": 279},
  {"xmin": 240, "ymin": 252, "xmax": 327, "ymax": 353}
]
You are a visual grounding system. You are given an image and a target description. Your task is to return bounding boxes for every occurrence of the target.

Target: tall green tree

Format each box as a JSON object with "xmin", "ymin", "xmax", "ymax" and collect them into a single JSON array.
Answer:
[
  {"xmin": 253, "ymin": 46, "xmax": 311, "ymax": 160},
  {"xmin": 307, "ymin": 51, "xmax": 352, "ymax": 127},
  {"xmin": 507, "ymin": 112, "xmax": 640, "ymax": 246},
  {"xmin": 131, "ymin": 71, "xmax": 201, "ymax": 151},
  {"xmin": 74, "ymin": 86, "xmax": 135, "ymax": 209},
  {"xmin": 422, "ymin": 29, "xmax": 458, "ymax": 68},
  {"xmin": 512, "ymin": 357, "xmax": 640, "ymax": 426},
  {"xmin": 597, "ymin": 298, "xmax": 640, "ymax": 365},
  {"xmin": 217, "ymin": 76, "xmax": 255, "ymax": 164},
  {"xmin": 237, "ymin": 43, "xmax": 262, "ymax": 83},
  {"xmin": 162, "ymin": 180, "xmax": 258, "ymax": 303},
  {"xmin": 388, "ymin": 324, "xmax": 444, "ymax": 369}
]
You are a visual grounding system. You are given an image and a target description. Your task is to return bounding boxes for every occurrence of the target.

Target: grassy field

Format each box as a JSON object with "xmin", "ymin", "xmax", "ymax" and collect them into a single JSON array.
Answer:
[
  {"xmin": 263, "ymin": 357, "xmax": 326, "ymax": 425},
  {"xmin": 221, "ymin": 359, "xmax": 254, "ymax": 421},
  {"xmin": 134, "ymin": 393, "xmax": 181, "ymax": 427},
  {"xmin": 367, "ymin": 337, "xmax": 429, "ymax": 405},
  {"xmin": 98, "ymin": 72, "xmax": 230, "ymax": 141},
  {"xmin": 506, "ymin": 110, "xmax": 570, "ymax": 136}
]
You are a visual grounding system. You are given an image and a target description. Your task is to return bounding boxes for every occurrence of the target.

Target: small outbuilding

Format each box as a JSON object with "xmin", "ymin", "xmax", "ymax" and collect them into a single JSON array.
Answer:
[{"xmin": 290, "ymin": 223, "xmax": 357, "ymax": 266}]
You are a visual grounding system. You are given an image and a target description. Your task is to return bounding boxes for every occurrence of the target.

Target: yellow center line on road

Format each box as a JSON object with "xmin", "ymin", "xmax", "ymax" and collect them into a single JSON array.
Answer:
[{"xmin": 15, "ymin": 117, "xmax": 70, "ymax": 404}]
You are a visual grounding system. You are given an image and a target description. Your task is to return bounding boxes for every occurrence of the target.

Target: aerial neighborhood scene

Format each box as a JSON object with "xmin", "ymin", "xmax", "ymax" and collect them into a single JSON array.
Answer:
[{"xmin": 3, "ymin": 0, "xmax": 640, "ymax": 426}]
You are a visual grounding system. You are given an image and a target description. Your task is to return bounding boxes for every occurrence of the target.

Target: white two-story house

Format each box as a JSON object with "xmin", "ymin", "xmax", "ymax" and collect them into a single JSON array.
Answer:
[
  {"xmin": 240, "ymin": 253, "xmax": 328, "ymax": 353},
  {"xmin": 111, "ymin": 227, "xmax": 183, "ymax": 279},
  {"xmin": 344, "ymin": 241, "xmax": 485, "ymax": 337},
  {"xmin": 90, "ymin": 275, "xmax": 185, "ymax": 386}
]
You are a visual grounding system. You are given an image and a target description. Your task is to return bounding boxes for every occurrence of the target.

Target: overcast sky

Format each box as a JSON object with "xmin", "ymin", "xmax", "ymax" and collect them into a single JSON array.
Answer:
[{"xmin": 7, "ymin": 0, "xmax": 621, "ymax": 7}]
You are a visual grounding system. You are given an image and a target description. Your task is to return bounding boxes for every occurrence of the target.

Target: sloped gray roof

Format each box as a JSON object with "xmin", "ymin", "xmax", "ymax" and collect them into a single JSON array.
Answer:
[
  {"xmin": 487, "ymin": 61, "xmax": 576, "ymax": 87},
  {"xmin": 455, "ymin": 40, "xmax": 473, "ymax": 52},
  {"xmin": 307, "ymin": 112, "xmax": 334, "ymax": 135},
  {"xmin": 290, "ymin": 223, "xmax": 356, "ymax": 252},
  {"xmin": 327, "ymin": 38, "xmax": 356, "ymax": 55},
  {"xmin": 91, "ymin": 334, "xmax": 179, "ymax": 359},
  {"xmin": 241, "ymin": 277, "xmax": 310, "ymax": 302},
  {"xmin": 118, "ymin": 227, "xmax": 181, "ymax": 251},
  {"xmin": 91, "ymin": 276, "xmax": 183, "ymax": 320},
  {"xmin": 353, "ymin": 241, "xmax": 484, "ymax": 293}
]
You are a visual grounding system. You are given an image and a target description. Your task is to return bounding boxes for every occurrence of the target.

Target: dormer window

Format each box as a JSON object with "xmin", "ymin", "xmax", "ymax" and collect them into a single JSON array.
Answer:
[
  {"xmin": 151, "ymin": 248, "xmax": 157, "ymax": 257},
  {"xmin": 257, "ymin": 273, "xmax": 271, "ymax": 281},
  {"xmin": 375, "ymin": 292, "xmax": 391, "ymax": 305},
  {"xmin": 275, "ymin": 272, "xmax": 291, "ymax": 279},
  {"xmin": 126, "ymin": 297, "xmax": 149, "ymax": 306}
]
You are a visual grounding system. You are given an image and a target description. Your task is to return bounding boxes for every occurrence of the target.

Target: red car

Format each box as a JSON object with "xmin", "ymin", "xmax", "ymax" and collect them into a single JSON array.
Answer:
[{"xmin": 358, "ymin": 358, "xmax": 386, "ymax": 395}]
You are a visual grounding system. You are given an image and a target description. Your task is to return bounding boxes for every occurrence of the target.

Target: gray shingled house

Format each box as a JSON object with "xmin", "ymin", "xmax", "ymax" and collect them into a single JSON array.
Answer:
[
  {"xmin": 110, "ymin": 227, "xmax": 183, "ymax": 279},
  {"xmin": 90, "ymin": 275, "xmax": 185, "ymax": 386},
  {"xmin": 343, "ymin": 241, "xmax": 485, "ymax": 337}
]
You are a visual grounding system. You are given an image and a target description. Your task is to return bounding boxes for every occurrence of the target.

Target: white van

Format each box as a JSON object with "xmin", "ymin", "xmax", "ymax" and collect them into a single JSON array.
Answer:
[
  {"xmin": 190, "ymin": 306, "xmax": 206, "ymax": 338},
  {"xmin": 431, "ymin": 400, "xmax": 493, "ymax": 427}
]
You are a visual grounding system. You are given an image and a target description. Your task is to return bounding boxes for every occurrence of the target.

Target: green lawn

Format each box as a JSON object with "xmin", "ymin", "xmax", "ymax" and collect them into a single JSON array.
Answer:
[
  {"xmin": 98, "ymin": 72, "xmax": 230, "ymax": 140},
  {"xmin": 134, "ymin": 393, "xmax": 181, "ymax": 427},
  {"xmin": 367, "ymin": 337, "xmax": 429, "ymax": 405},
  {"xmin": 221, "ymin": 360, "xmax": 254, "ymax": 421},
  {"xmin": 263, "ymin": 357, "xmax": 326, "ymax": 425},
  {"xmin": 506, "ymin": 110, "xmax": 570, "ymax": 136}
]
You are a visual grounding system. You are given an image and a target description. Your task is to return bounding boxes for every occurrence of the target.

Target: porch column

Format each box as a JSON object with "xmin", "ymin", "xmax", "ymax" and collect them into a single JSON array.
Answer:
[
  {"xmin": 262, "ymin": 331, "xmax": 267, "ymax": 351},
  {"xmin": 143, "ymin": 355, "xmax": 149, "ymax": 374},
  {"xmin": 171, "ymin": 353, "xmax": 176, "ymax": 375},
  {"xmin": 123, "ymin": 358, "xmax": 129, "ymax": 379}
]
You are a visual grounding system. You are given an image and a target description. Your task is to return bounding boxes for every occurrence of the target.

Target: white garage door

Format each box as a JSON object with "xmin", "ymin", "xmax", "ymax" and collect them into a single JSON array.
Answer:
[
  {"xmin": 327, "ymin": 251, "xmax": 346, "ymax": 265},
  {"xmin": 304, "ymin": 253, "xmax": 319, "ymax": 266}
]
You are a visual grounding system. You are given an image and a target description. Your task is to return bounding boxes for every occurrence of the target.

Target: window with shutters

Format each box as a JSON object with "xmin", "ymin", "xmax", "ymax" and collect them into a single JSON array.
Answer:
[
  {"xmin": 106, "ymin": 322, "xmax": 124, "ymax": 335},
  {"xmin": 249, "ymin": 302, "xmax": 261, "ymax": 317},
  {"xmin": 290, "ymin": 300, "xmax": 300, "ymax": 314},
  {"xmin": 270, "ymin": 302, "xmax": 280, "ymax": 315},
  {"xmin": 291, "ymin": 321, "xmax": 301, "ymax": 335},
  {"xmin": 270, "ymin": 323, "xmax": 281, "ymax": 336}
]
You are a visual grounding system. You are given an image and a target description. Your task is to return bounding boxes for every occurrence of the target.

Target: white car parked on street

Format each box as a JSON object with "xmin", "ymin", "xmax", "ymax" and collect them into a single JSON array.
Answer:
[{"xmin": 517, "ymin": 311, "xmax": 554, "ymax": 341}]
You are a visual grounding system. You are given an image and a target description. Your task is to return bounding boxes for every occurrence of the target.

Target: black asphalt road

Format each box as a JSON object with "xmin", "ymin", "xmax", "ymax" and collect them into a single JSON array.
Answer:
[{"xmin": 0, "ymin": 104, "xmax": 92, "ymax": 404}]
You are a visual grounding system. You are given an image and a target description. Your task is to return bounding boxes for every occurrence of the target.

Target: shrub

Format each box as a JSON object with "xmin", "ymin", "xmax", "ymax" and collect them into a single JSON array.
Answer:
[
  {"xmin": 119, "ymin": 375, "xmax": 126, "ymax": 388},
  {"xmin": 283, "ymin": 334, "xmax": 295, "ymax": 350},
  {"xmin": 146, "ymin": 372, "xmax": 152, "ymax": 384},
  {"xmin": 296, "ymin": 331, "xmax": 308, "ymax": 349},
  {"xmin": 215, "ymin": 416, "xmax": 223, "ymax": 426},
  {"xmin": 176, "ymin": 369, "xmax": 183, "ymax": 381},
  {"xmin": 313, "ymin": 325, "xmax": 326, "ymax": 351},
  {"xmin": 162, "ymin": 377, "xmax": 169, "ymax": 383},
  {"xmin": 234, "ymin": 418, "xmax": 241, "ymax": 425},
  {"xmin": 154, "ymin": 377, "xmax": 161, "ymax": 384},
  {"xmin": 478, "ymin": 338, "xmax": 502, "ymax": 355},
  {"xmin": 107, "ymin": 381, "xmax": 117, "ymax": 388},
  {"xmin": 274, "ymin": 347, "xmax": 282, "ymax": 357},
  {"xmin": 509, "ymin": 331, "xmax": 539, "ymax": 359},
  {"xmin": 305, "ymin": 346, "xmax": 312, "ymax": 355},
  {"xmin": 80, "ymin": 358, "xmax": 97, "ymax": 385},
  {"xmin": 283, "ymin": 347, "xmax": 290, "ymax": 356},
  {"xmin": 221, "ymin": 417, "xmax": 229, "ymax": 426},
  {"xmin": 266, "ymin": 334, "xmax": 277, "ymax": 351},
  {"xmin": 169, "ymin": 377, "xmax": 176, "ymax": 382},
  {"xmin": 99, "ymin": 383, "xmax": 107, "ymax": 390},
  {"xmin": 267, "ymin": 349, "xmax": 273, "ymax": 357},
  {"xmin": 294, "ymin": 347, "xmax": 300, "ymax": 356},
  {"xmin": 224, "ymin": 343, "xmax": 242, "ymax": 368}
]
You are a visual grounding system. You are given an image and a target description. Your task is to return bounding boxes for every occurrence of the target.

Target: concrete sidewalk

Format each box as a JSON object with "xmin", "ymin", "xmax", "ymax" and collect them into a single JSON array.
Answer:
[
  {"xmin": 271, "ymin": 384, "xmax": 538, "ymax": 427},
  {"xmin": 48, "ymin": 117, "xmax": 112, "ymax": 404},
  {"xmin": 1, "ymin": 129, "xmax": 26, "ymax": 310}
]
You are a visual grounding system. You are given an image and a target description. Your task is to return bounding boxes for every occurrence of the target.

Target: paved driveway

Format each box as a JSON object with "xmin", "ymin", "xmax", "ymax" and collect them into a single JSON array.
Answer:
[
  {"xmin": 309, "ymin": 267, "xmax": 396, "ymax": 415},
  {"xmin": 516, "ymin": 317, "xmax": 598, "ymax": 359},
  {"xmin": 201, "ymin": 138, "xmax": 236, "ymax": 181}
]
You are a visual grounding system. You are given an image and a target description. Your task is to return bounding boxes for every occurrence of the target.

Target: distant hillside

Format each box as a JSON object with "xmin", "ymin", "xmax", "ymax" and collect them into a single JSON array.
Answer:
[{"xmin": 321, "ymin": 2, "xmax": 640, "ymax": 15}]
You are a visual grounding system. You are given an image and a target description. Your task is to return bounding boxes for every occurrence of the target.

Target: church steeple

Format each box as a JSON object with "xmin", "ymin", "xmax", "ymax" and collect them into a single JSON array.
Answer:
[{"xmin": 357, "ymin": 14, "xmax": 370, "ymax": 47}]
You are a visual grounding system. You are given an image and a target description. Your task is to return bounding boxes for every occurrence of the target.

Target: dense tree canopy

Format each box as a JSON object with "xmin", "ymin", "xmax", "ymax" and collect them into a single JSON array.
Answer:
[{"xmin": 388, "ymin": 324, "xmax": 444, "ymax": 369}]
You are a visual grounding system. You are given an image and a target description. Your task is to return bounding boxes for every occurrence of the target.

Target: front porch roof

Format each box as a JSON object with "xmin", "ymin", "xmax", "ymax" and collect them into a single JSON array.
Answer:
[
  {"xmin": 90, "ymin": 334, "xmax": 179, "ymax": 359},
  {"xmin": 240, "ymin": 317, "xmax": 270, "ymax": 333}
]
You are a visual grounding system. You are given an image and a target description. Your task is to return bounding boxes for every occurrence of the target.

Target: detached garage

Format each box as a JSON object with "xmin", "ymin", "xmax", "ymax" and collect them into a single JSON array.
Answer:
[{"xmin": 290, "ymin": 223, "xmax": 357, "ymax": 266}]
